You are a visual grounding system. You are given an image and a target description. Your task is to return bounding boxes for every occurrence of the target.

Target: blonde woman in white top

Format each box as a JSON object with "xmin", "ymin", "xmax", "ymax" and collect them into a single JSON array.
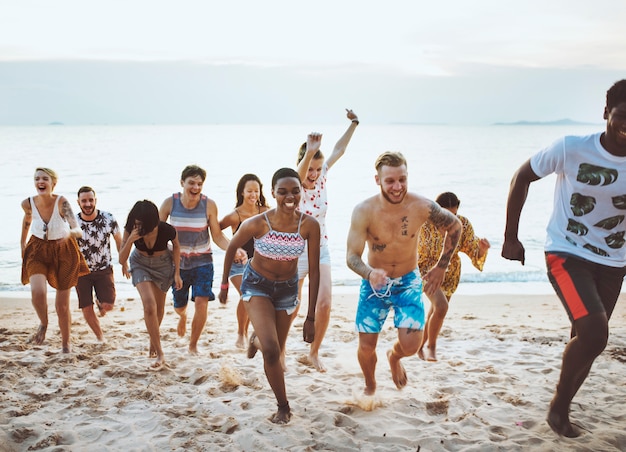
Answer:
[
  {"xmin": 21, "ymin": 167, "xmax": 88, "ymax": 353},
  {"xmin": 296, "ymin": 109, "xmax": 359, "ymax": 371}
]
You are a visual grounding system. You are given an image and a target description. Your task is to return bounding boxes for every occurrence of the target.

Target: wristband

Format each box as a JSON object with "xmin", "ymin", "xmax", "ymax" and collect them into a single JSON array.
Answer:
[
  {"xmin": 306, "ymin": 316, "xmax": 315, "ymax": 322},
  {"xmin": 220, "ymin": 283, "xmax": 229, "ymax": 290},
  {"xmin": 351, "ymin": 119, "xmax": 359, "ymax": 125}
]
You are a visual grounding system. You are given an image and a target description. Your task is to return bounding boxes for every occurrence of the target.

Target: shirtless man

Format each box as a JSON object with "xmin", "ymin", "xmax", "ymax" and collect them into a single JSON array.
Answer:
[{"xmin": 346, "ymin": 152, "xmax": 462, "ymax": 395}]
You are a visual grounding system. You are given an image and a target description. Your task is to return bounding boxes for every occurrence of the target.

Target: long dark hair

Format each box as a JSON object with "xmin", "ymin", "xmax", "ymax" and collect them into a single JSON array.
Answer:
[
  {"xmin": 124, "ymin": 200, "xmax": 159, "ymax": 236},
  {"xmin": 235, "ymin": 174, "xmax": 268, "ymax": 208}
]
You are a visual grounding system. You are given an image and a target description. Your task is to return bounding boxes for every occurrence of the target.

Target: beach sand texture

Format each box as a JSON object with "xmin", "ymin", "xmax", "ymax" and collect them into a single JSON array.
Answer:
[{"xmin": 1, "ymin": 291, "xmax": 625, "ymax": 451}]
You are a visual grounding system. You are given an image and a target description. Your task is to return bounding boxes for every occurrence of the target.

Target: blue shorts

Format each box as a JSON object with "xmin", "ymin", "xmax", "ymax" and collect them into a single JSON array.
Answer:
[
  {"xmin": 356, "ymin": 269, "xmax": 425, "ymax": 333},
  {"xmin": 240, "ymin": 263, "xmax": 299, "ymax": 314},
  {"xmin": 229, "ymin": 261, "xmax": 246, "ymax": 279},
  {"xmin": 173, "ymin": 263, "xmax": 215, "ymax": 308}
]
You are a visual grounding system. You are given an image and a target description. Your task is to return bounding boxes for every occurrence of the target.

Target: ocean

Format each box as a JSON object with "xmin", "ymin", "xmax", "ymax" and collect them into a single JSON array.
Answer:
[{"xmin": 0, "ymin": 123, "xmax": 603, "ymax": 295}]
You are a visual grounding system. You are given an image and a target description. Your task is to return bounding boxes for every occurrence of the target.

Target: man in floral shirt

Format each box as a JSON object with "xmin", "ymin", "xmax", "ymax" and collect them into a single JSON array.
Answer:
[{"xmin": 75, "ymin": 186, "xmax": 122, "ymax": 341}]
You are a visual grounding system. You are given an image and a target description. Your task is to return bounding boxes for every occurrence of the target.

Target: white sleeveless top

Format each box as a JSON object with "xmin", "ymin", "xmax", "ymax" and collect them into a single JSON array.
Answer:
[{"xmin": 30, "ymin": 196, "xmax": 70, "ymax": 240}]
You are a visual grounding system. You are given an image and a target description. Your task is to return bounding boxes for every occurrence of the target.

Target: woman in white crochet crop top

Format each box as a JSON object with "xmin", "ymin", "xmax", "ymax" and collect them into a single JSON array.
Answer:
[{"xmin": 20, "ymin": 167, "xmax": 88, "ymax": 353}]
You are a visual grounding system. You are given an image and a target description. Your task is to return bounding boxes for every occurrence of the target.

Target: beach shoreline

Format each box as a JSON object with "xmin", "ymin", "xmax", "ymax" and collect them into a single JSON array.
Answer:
[{"xmin": 1, "ymin": 289, "xmax": 625, "ymax": 451}]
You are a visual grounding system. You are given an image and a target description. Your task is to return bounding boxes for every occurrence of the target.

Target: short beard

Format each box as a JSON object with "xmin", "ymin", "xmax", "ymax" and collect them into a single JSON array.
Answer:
[{"xmin": 381, "ymin": 189, "xmax": 405, "ymax": 205}]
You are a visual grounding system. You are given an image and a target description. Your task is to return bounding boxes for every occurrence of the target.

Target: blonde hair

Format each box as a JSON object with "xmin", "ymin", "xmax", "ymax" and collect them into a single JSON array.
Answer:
[
  {"xmin": 35, "ymin": 167, "xmax": 58, "ymax": 186},
  {"xmin": 374, "ymin": 152, "xmax": 407, "ymax": 172}
]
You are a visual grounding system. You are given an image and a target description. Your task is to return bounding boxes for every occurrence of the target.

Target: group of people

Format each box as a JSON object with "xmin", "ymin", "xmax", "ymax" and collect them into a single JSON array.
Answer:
[{"xmin": 20, "ymin": 79, "xmax": 626, "ymax": 436}]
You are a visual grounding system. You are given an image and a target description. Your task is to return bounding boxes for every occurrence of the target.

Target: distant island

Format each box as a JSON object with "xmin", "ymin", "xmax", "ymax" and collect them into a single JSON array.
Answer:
[
  {"xmin": 493, "ymin": 118, "xmax": 597, "ymax": 126},
  {"xmin": 48, "ymin": 122, "xmax": 64, "ymax": 126}
]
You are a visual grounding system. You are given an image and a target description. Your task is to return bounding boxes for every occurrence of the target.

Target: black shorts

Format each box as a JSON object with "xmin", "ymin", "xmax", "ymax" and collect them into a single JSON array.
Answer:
[
  {"xmin": 546, "ymin": 252, "xmax": 625, "ymax": 322},
  {"xmin": 75, "ymin": 267, "xmax": 116, "ymax": 309}
]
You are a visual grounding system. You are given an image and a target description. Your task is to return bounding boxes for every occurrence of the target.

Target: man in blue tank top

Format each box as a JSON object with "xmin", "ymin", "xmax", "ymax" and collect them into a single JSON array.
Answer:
[{"xmin": 160, "ymin": 165, "xmax": 247, "ymax": 354}]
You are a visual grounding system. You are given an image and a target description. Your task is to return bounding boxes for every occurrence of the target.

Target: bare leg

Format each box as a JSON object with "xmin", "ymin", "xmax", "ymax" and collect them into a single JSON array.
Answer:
[
  {"xmin": 29, "ymin": 274, "xmax": 48, "ymax": 345},
  {"xmin": 388, "ymin": 327, "xmax": 422, "ymax": 389},
  {"xmin": 245, "ymin": 296, "xmax": 294, "ymax": 424},
  {"xmin": 55, "ymin": 288, "xmax": 72, "ymax": 353},
  {"xmin": 230, "ymin": 275, "xmax": 248, "ymax": 349},
  {"xmin": 547, "ymin": 312, "xmax": 608, "ymax": 438},
  {"xmin": 137, "ymin": 281, "xmax": 166, "ymax": 369},
  {"xmin": 308, "ymin": 264, "xmax": 331, "ymax": 372},
  {"xmin": 358, "ymin": 333, "xmax": 379, "ymax": 396},
  {"xmin": 175, "ymin": 306, "xmax": 187, "ymax": 337},
  {"xmin": 420, "ymin": 289, "xmax": 448, "ymax": 362},
  {"xmin": 189, "ymin": 296, "xmax": 208, "ymax": 354},
  {"xmin": 82, "ymin": 305, "xmax": 104, "ymax": 342}
]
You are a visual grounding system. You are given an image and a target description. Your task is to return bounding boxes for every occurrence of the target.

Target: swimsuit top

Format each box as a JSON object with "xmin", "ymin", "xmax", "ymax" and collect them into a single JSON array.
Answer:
[
  {"xmin": 133, "ymin": 222, "xmax": 176, "ymax": 255},
  {"xmin": 235, "ymin": 208, "xmax": 258, "ymax": 258},
  {"xmin": 30, "ymin": 196, "xmax": 70, "ymax": 240},
  {"xmin": 253, "ymin": 212, "xmax": 305, "ymax": 261}
]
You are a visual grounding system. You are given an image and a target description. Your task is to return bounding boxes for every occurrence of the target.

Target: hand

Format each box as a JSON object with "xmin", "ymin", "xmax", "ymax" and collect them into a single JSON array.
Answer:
[
  {"xmin": 69, "ymin": 227, "xmax": 83, "ymax": 239},
  {"xmin": 501, "ymin": 238, "xmax": 526, "ymax": 265},
  {"xmin": 218, "ymin": 288, "xmax": 228, "ymax": 304},
  {"xmin": 346, "ymin": 108, "xmax": 358, "ymax": 121},
  {"xmin": 423, "ymin": 266, "xmax": 445, "ymax": 297},
  {"xmin": 478, "ymin": 238, "xmax": 491, "ymax": 258},
  {"xmin": 128, "ymin": 226, "xmax": 142, "ymax": 242},
  {"xmin": 303, "ymin": 317, "xmax": 315, "ymax": 343},
  {"xmin": 173, "ymin": 273, "xmax": 183, "ymax": 291},
  {"xmin": 234, "ymin": 248, "xmax": 248, "ymax": 265},
  {"xmin": 367, "ymin": 268, "xmax": 388, "ymax": 291},
  {"xmin": 121, "ymin": 262, "xmax": 131, "ymax": 279},
  {"xmin": 306, "ymin": 132, "xmax": 322, "ymax": 154}
]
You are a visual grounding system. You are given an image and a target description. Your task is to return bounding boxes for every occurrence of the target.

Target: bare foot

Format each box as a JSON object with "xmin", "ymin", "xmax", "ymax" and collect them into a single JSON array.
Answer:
[
  {"xmin": 247, "ymin": 333, "xmax": 258, "ymax": 359},
  {"xmin": 30, "ymin": 324, "xmax": 47, "ymax": 345},
  {"xmin": 149, "ymin": 347, "xmax": 157, "ymax": 358},
  {"xmin": 188, "ymin": 345, "xmax": 199, "ymax": 356},
  {"xmin": 424, "ymin": 346, "xmax": 438, "ymax": 362},
  {"xmin": 149, "ymin": 356, "xmax": 165, "ymax": 371},
  {"xmin": 308, "ymin": 353, "xmax": 327, "ymax": 373},
  {"xmin": 547, "ymin": 410, "xmax": 581, "ymax": 438},
  {"xmin": 177, "ymin": 312, "xmax": 187, "ymax": 337},
  {"xmin": 417, "ymin": 347, "xmax": 425, "ymax": 361},
  {"xmin": 235, "ymin": 334, "xmax": 247, "ymax": 350},
  {"xmin": 62, "ymin": 345, "xmax": 72, "ymax": 354},
  {"xmin": 363, "ymin": 385, "xmax": 376, "ymax": 396},
  {"xmin": 270, "ymin": 402, "xmax": 292, "ymax": 424},
  {"xmin": 387, "ymin": 349, "xmax": 407, "ymax": 389}
]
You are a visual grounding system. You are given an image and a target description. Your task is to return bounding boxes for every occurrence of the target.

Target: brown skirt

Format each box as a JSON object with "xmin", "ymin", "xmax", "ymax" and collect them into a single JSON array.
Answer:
[{"xmin": 22, "ymin": 236, "xmax": 90, "ymax": 290}]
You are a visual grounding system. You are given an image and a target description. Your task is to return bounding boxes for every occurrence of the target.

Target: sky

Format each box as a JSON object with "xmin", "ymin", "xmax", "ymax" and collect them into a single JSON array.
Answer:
[{"xmin": 1, "ymin": 0, "xmax": 625, "ymax": 125}]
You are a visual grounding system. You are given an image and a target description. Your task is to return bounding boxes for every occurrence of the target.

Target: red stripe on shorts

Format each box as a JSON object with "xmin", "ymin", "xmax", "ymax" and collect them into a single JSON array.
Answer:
[{"xmin": 548, "ymin": 254, "xmax": 588, "ymax": 320}]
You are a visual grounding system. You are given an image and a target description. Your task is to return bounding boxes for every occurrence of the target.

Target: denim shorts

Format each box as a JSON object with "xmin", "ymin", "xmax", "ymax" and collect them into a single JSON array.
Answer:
[
  {"xmin": 297, "ymin": 242, "xmax": 331, "ymax": 279},
  {"xmin": 356, "ymin": 269, "xmax": 425, "ymax": 333},
  {"xmin": 229, "ymin": 261, "xmax": 246, "ymax": 278},
  {"xmin": 240, "ymin": 263, "xmax": 299, "ymax": 314},
  {"xmin": 173, "ymin": 263, "xmax": 215, "ymax": 308}
]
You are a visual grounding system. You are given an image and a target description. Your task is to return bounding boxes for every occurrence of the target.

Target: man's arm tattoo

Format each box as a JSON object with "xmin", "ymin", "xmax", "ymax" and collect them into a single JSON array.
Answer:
[{"xmin": 347, "ymin": 254, "xmax": 371, "ymax": 279}]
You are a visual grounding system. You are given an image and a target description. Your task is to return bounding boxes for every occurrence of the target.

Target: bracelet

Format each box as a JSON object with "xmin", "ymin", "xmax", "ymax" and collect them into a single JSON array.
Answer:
[
  {"xmin": 306, "ymin": 316, "xmax": 315, "ymax": 322},
  {"xmin": 220, "ymin": 283, "xmax": 229, "ymax": 290},
  {"xmin": 351, "ymin": 119, "xmax": 359, "ymax": 125}
]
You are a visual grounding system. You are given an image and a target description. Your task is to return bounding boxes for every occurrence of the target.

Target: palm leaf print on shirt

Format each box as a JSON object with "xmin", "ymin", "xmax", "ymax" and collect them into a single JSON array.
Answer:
[
  {"xmin": 594, "ymin": 215, "xmax": 625, "ymax": 230},
  {"xmin": 567, "ymin": 219, "xmax": 588, "ymax": 236},
  {"xmin": 583, "ymin": 243, "xmax": 610, "ymax": 256},
  {"xmin": 612, "ymin": 195, "xmax": 626, "ymax": 210},
  {"xmin": 577, "ymin": 163, "xmax": 618, "ymax": 186},
  {"xmin": 570, "ymin": 193, "xmax": 596, "ymax": 216},
  {"xmin": 605, "ymin": 231, "xmax": 626, "ymax": 249}
]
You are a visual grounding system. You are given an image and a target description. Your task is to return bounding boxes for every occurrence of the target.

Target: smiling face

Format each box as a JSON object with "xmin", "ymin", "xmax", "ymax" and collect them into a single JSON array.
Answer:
[
  {"xmin": 304, "ymin": 158, "xmax": 324, "ymax": 189},
  {"xmin": 272, "ymin": 177, "xmax": 302, "ymax": 211},
  {"xmin": 242, "ymin": 180, "xmax": 261, "ymax": 207},
  {"xmin": 376, "ymin": 164, "xmax": 408, "ymax": 205},
  {"xmin": 77, "ymin": 190, "xmax": 97, "ymax": 217},
  {"xmin": 604, "ymin": 101, "xmax": 626, "ymax": 156},
  {"xmin": 181, "ymin": 175, "xmax": 204, "ymax": 198},
  {"xmin": 34, "ymin": 169, "xmax": 55, "ymax": 195}
]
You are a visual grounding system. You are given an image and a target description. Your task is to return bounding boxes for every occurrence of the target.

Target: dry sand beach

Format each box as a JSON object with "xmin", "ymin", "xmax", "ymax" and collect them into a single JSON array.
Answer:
[{"xmin": 1, "ymin": 289, "xmax": 625, "ymax": 451}]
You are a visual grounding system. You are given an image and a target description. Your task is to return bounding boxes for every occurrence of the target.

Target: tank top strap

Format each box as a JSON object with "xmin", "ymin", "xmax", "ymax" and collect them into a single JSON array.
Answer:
[
  {"xmin": 297, "ymin": 212, "xmax": 303, "ymax": 233},
  {"xmin": 263, "ymin": 212, "xmax": 272, "ymax": 231}
]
